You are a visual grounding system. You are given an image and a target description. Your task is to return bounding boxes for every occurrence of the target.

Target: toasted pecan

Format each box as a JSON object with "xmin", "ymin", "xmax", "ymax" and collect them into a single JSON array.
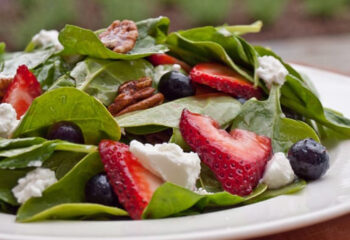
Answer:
[
  {"xmin": 116, "ymin": 93, "xmax": 164, "ymax": 116},
  {"xmin": 99, "ymin": 20, "xmax": 138, "ymax": 54}
]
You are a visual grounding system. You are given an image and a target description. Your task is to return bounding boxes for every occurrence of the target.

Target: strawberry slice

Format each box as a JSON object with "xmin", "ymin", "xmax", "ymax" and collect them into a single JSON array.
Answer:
[
  {"xmin": 190, "ymin": 63, "xmax": 262, "ymax": 99},
  {"xmin": 179, "ymin": 109, "xmax": 272, "ymax": 196},
  {"xmin": 147, "ymin": 53, "xmax": 191, "ymax": 72},
  {"xmin": 2, "ymin": 65, "xmax": 42, "ymax": 119},
  {"xmin": 98, "ymin": 140, "xmax": 163, "ymax": 219}
]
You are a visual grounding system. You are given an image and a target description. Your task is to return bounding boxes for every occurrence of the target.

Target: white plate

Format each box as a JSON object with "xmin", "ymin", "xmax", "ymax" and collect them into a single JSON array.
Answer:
[{"xmin": 1, "ymin": 65, "xmax": 350, "ymax": 240}]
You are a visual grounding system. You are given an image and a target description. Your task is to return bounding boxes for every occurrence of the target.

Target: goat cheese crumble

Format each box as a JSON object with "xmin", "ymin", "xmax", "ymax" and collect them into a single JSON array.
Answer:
[
  {"xmin": 12, "ymin": 168, "xmax": 57, "ymax": 204},
  {"xmin": 0, "ymin": 103, "xmax": 20, "ymax": 138},
  {"xmin": 129, "ymin": 140, "xmax": 201, "ymax": 190},
  {"xmin": 256, "ymin": 56, "xmax": 288, "ymax": 88},
  {"xmin": 32, "ymin": 30, "xmax": 63, "ymax": 51},
  {"xmin": 262, "ymin": 152, "xmax": 295, "ymax": 189}
]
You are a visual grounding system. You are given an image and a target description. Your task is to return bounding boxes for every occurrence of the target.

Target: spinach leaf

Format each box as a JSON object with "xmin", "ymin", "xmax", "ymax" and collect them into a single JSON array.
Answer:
[
  {"xmin": 0, "ymin": 42, "xmax": 5, "ymax": 54},
  {"xmin": 169, "ymin": 128, "xmax": 191, "ymax": 151},
  {"xmin": 16, "ymin": 152, "xmax": 125, "ymax": 222},
  {"xmin": 255, "ymin": 46, "xmax": 350, "ymax": 137},
  {"xmin": 18, "ymin": 203, "xmax": 127, "ymax": 222},
  {"xmin": 116, "ymin": 94, "xmax": 241, "ymax": 134},
  {"xmin": 245, "ymin": 179, "xmax": 307, "ymax": 204},
  {"xmin": 49, "ymin": 74, "xmax": 76, "ymax": 90},
  {"xmin": 0, "ymin": 49, "xmax": 56, "ymax": 77},
  {"xmin": 166, "ymin": 28, "xmax": 254, "ymax": 82},
  {"xmin": 71, "ymin": 58, "xmax": 154, "ymax": 106},
  {"xmin": 32, "ymin": 56, "xmax": 71, "ymax": 91},
  {"xmin": 13, "ymin": 87, "xmax": 120, "ymax": 144},
  {"xmin": 0, "ymin": 168, "xmax": 29, "ymax": 206},
  {"xmin": 216, "ymin": 21, "xmax": 263, "ymax": 36},
  {"xmin": 59, "ymin": 17, "xmax": 169, "ymax": 60},
  {"xmin": 0, "ymin": 137, "xmax": 45, "ymax": 150},
  {"xmin": 142, "ymin": 182, "xmax": 267, "ymax": 219},
  {"xmin": 0, "ymin": 140, "xmax": 96, "ymax": 169},
  {"xmin": 231, "ymin": 85, "xmax": 320, "ymax": 153}
]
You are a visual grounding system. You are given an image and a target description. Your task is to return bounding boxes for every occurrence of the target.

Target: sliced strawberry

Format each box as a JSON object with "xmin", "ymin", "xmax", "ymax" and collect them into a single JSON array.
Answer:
[
  {"xmin": 98, "ymin": 140, "xmax": 163, "ymax": 219},
  {"xmin": 147, "ymin": 53, "xmax": 191, "ymax": 72},
  {"xmin": 179, "ymin": 109, "xmax": 272, "ymax": 196},
  {"xmin": 2, "ymin": 65, "xmax": 42, "ymax": 119},
  {"xmin": 190, "ymin": 63, "xmax": 262, "ymax": 99}
]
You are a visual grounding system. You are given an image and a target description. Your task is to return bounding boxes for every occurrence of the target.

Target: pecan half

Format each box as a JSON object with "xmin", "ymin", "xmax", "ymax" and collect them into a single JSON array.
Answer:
[
  {"xmin": 99, "ymin": 20, "xmax": 138, "ymax": 54},
  {"xmin": 108, "ymin": 77, "xmax": 164, "ymax": 116},
  {"xmin": 0, "ymin": 77, "xmax": 13, "ymax": 99}
]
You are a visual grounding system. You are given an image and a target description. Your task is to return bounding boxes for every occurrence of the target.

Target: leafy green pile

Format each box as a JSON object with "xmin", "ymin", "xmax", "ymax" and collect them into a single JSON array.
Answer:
[{"xmin": 0, "ymin": 16, "xmax": 348, "ymax": 223}]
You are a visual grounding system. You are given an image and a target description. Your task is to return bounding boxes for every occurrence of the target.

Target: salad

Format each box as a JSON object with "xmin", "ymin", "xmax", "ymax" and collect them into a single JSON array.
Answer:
[{"xmin": 0, "ymin": 16, "xmax": 348, "ymax": 222}]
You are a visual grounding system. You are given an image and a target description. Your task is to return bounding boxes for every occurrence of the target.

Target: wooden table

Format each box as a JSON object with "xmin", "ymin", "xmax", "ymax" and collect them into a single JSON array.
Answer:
[{"xmin": 250, "ymin": 213, "xmax": 350, "ymax": 240}]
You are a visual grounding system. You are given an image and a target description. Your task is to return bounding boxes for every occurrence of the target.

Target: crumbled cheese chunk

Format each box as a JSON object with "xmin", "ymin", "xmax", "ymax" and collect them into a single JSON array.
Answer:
[
  {"xmin": 12, "ymin": 168, "xmax": 57, "ymax": 204},
  {"xmin": 262, "ymin": 152, "xmax": 295, "ymax": 189},
  {"xmin": 172, "ymin": 64, "xmax": 182, "ymax": 72},
  {"xmin": 129, "ymin": 140, "xmax": 201, "ymax": 190},
  {"xmin": 32, "ymin": 30, "xmax": 63, "ymax": 51},
  {"xmin": 27, "ymin": 161, "xmax": 43, "ymax": 167},
  {"xmin": 0, "ymin": 103, "xmax": 20, "ymax": 138},
  {"xmin": 195, "ymin": 187, "xmax": 213, "ymax": 195},
  {"xmin": 256, "ymin": 56, "xmax": 288, "ymax": 88}
]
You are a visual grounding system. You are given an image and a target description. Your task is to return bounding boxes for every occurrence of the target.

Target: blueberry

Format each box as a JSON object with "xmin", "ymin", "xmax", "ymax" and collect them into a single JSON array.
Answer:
[
  {"xmin": 85, "ymin": 173, "xmax": 120, "ymax": 207},
  {"xmin": 288, "ymin": 138, "xmax": 329, "ymax": 180},
  {"xmin": 236, "ymin": 97, "xmax": 247, "ymax": 105},
  {"xmin": 158, "ymin": 71, "xmax": 195, "ymax": 100},
  {"xmin": 47, "ymin": 121, "xmax": 84, "ymax": 144}
]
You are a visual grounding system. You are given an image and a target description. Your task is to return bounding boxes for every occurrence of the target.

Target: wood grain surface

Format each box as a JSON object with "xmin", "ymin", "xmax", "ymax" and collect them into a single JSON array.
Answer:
[{"xmin": 250, "ymin": 213, "xmax": 350, "ymax": 240}]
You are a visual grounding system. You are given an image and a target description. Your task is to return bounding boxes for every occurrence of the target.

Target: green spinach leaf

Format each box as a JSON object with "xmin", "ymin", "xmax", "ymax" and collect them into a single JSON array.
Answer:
[
  {"xmin": 18, "ymin": 203, "xmax": 127, "ymax": 222},
  {"xmin": 166, "ymin": 28, "xmax": 254, "ymax": 82},
  {"xmin": 59, "ymin": 17, "xmax": 169, "ymax": 60},
  {"xmin": 0, "ymin": 140, "xmax": 96, "ymax": 169},
  {"xmin": 0, "ymin": 168, "xmax": 29, "ymax": 206},
  {"xmin": 13, "ymin": 87, "xmax": 120, "ymax": 144},
  {"xmin": 231, "ymin": 85, "xmax": 320, "ymax": 153},
  {"xmin": 71, "ymin": 58, "xmax": 154, "ymax": 105},
  {"xmin": 0, "ymin": 49, "xmax": 55, "ymax": 77},
  {"xmin": 16, "ymin": 152, "xmax": 125, "ymax": 222},
  {"xmin": 116, "ymin": 94, "xmax": 241, "ymax": 134}
]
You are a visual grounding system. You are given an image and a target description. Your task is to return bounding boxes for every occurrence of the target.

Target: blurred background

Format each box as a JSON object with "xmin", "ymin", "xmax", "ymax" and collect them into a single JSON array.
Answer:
[{"xmin": 1, "ymin": 0, "xmax": 349, "ymax": 74}]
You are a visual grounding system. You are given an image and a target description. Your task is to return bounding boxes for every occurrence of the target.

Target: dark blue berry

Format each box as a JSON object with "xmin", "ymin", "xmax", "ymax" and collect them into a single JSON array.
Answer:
[
  {"xmin": 47, "ymin": 121, "xmax": 84, "ymax": 144},
  {"xmin": 85, "ymin": 173, "xmax": 120, "ymax": 207},
  {"xmin": 288, "ymin": 138, "xmax": 329, "ymax": 180},
  {"xmin": 158, "ymin": 71, "xmax": 195, "ymax": 100},
  {"xmin": 236, "ymin": 97, "xmax": 247, "ymax": 104}
]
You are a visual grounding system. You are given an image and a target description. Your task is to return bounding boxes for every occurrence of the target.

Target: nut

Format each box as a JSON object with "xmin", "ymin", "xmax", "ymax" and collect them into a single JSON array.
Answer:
[
  {"xmin": 0, "ymin": 77, "xmax": 13, "ymax": 99},
  {"xmin": 99, "ymin": 20, "xmax": 138, "ymax": 54},
  {"xmin": 109, "ymin": 77, "xmax": 164, "ymax": 116}
]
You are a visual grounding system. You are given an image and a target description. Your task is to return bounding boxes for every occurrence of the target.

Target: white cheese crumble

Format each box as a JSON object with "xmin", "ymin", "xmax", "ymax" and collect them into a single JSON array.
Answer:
[
  {"xmin": 129, "ymin": 140, "xmax": 201, "ymax": 190},
  {"xmin": 32, "ymin": 30, "xmax": 63, "ymax": 51},
  {"xmin": 256, "ymin": 56, "xmax": 288, "ymax": 88},
  {"xmin": 12, "ymin": 168, "xmax": 57, "ymax": 204},
  {"xmin": 27, "ymin": 161, "xmax": 43, "ymax": 167},
  {"xmin": 0, "ymin": 103, "xmax": 20, "ymax": 138},
  {"xmin": 262, "ymin": 152, "xmax": 295, "ymax": 189},
  {"xmin": 195, "ymin": 187, "xmax": 213, "ymax": 195},
  {"xmin": 172, "ymin": 64, "xmax": 182, "ymax": 72}
]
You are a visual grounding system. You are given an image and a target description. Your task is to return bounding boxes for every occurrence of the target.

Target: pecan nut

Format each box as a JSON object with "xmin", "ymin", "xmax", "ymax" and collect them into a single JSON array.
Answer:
[
  {"xmin": 108, "ymin": 77, "xmax": 164, "ymax": 116},
  {"xmin": 99, "ymin": 20, "xmax": 138, "ymax": 54},
  {"xmin": 0, "ymin": 77, "xmax": 13, "ymax": 99}
]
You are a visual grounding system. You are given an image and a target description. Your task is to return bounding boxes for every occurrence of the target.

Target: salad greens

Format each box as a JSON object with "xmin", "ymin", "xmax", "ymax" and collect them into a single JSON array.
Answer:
[
  {"xmin": 13, "ymin": 87, "xmax": 121, "ymax": 144},
  {"xmin": 16, "ymin": 152, "xmax": 125, "ymax": 222},
  {"xmin": 71, "ymin": 58, "xmax": 154, "ymax": 105},
  {"xmin": 59, "ymin": 17, "xmax": 169, "ymax": 60},
  {"xmin": 116, "ymin": 94, "xmax": 241, "ymax": 134},
  {"xmin": 231, "ymin": 85, "xmax": 320, "ymax": 153},
  {"xmin": 0, "ymin": 16, "xmax": 348, "ymax": 223}
]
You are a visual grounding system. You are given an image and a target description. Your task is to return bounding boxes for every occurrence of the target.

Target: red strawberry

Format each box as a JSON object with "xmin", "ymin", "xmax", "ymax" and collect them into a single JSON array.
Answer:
[
  {"xmin": 190, "ymin": 63, "xmax": 262, "ymax": 99},
  {"xmin": 98, "ymin": 140, "xmax": 163, "ymax": 219},
  {"xmin": 2, "ymin": 65, "xmax": 42, "ymax": 119},
  {"xmin": 179, "ymin": 109, "xmax": 272, "ymax": 196},
  {"xmin": 147, "ymin": 53, "xmax": 191, "ymax": 72}
]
